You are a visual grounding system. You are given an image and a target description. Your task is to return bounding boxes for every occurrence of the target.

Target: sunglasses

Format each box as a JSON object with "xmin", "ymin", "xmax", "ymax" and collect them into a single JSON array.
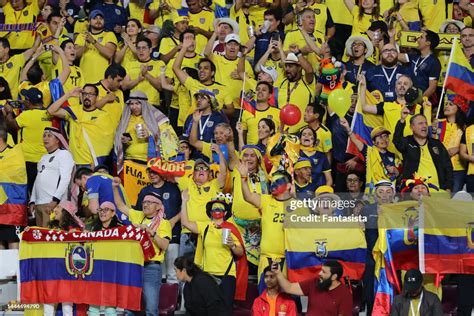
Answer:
[
  {"xmin": 194, "ymin": 165, "xmax": 209, "ymax": 171},
  {"xmin": 98, "ymin": 208, "xmax": 113, "ymax": 213}
]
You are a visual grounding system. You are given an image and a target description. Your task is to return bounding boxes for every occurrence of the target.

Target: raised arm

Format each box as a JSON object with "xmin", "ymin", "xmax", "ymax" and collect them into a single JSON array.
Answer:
[
  {"xmin": 189, "ymin": 111, "xmax": 204, "ymax": 151},
  {"xmin": 47, "ymin": 87, "xmax": 81, "ymax": 118},
  {"xmin": 358, "ymin": 75, "xmax": 378, "ymax": 114},
  {"xmin": 112, "ymin": 177, "xmax": 130, "ymax": 217},
  {"xmin": 203, "ymin": 31, "xmax": 217, "ymax": 60},
  {"xmin": 299, "ymin": 27, "xmax": 321, "ymax": 55},
  {"xmin": 272, "ymin": 261, "xmax": 304, "ymax": 296},
  {"xmin": 392, "ymin": 107, "xmax": 410, "ymax": 153},
  {"xmin": 343, "ymin": 0, "xmax": 355, "ymax": 13},
  {"xmin": 172, "ymin": 40, "xmax": 192, "ymax": 85},
  {"xmin": 237, "ymin": 161, "xmax": 261, "ymax": 208},
  {"xmin": 53, "ymin": 45, "xmax": 71, "ymax": 84},
  {"xmin": 179, "ymin": 190, "xmax": 198, "ymax": 233},
  {"xmin": 212, "ymin": 143, "xmax": 228, "ymax": 188},
  {"xmin": 20, "ymin": 46, "xmax": 44, "ymax": 82},
  {"xmin": 85, "ymin": 32, "xmax": 116, "ymax": 60},
  {"xmin": 339, "ymin": 117, "xmax": 364, "ymax": 152}
]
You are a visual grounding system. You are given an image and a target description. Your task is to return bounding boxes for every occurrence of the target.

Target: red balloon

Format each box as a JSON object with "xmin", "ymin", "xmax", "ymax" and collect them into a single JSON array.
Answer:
[{"xmin": 280, "ymin": 104, "xmax": 301, "ymax": 126}]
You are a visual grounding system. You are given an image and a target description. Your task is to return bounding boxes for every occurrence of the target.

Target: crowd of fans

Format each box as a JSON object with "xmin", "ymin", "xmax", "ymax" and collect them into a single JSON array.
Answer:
[{"xmin": 0, "ymin": 0, "xmax": 473, "ymax": 315}]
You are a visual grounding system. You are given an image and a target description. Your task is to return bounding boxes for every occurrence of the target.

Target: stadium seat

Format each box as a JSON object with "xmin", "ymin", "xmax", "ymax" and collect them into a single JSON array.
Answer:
[
  {"xmin": 441, "ymin": 284, "xmax": 458, "ymax": 316},
  {"xmin": 351, "ymin": 282, "xmax": 364, "ymax": 315},
  {"xmin": 234, "ymin": 282, "xmax": 259, "ymax": 315},
  {"xmin": 159, "ymin": 283, "xmax": 179, "ymax": 315}
]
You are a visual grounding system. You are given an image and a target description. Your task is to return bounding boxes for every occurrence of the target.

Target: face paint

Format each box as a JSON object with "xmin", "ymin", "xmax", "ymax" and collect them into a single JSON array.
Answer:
[
  {"xmin": 211, "ymin": 210, "xmax": 225, "ymax": 219},
  {"xmin": 270, "ymin": 176, "xmax": 288, "ymax": 196}
]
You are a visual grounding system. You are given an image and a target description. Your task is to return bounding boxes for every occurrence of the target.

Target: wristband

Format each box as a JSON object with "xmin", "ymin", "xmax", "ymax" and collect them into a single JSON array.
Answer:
[{"xmin": 241, "ymin": 176, "xmax": 248, "ymax": 181}]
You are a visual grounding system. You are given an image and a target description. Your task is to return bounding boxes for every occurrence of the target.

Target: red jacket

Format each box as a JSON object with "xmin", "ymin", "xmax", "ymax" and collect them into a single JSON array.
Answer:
[{"xmin": 252, "ymin": 290, "xmax": 297, "ymax": 316}]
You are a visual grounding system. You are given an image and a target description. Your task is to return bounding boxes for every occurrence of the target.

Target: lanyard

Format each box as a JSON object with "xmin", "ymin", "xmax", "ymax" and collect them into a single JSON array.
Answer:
[
  {"xmin": 410, "ymin": 292, "xmax": 423, "ymax": 316},
  {"xmin": 198, "ymin": 115, "xmax": 212, "ymax": 140},
  {"xmin": 414, "ymin": 55, "xmax": 430, "ymax": 76},
  {"xmin": 381, "ymin": 66, "xmax": 398, "ymax": 88},
  {"xmin": 286, "ymin": 81, "xmax": 299, "ymax": 104}
]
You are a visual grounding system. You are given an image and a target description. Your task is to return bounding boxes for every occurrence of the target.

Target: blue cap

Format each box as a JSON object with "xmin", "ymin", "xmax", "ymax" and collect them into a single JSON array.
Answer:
[{"xmin": 89, "ymin": 9, "xmax": 104, "ymax": 20}]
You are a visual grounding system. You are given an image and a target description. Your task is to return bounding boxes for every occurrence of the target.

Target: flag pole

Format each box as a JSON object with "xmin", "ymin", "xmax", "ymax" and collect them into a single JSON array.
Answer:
[
  {"xmin": 436, "ymin": 38, "xmax": 457, "ymax": 119},
  {"xmin": 238, "ymin": 71, "xmax": 246, "ymax": 122}
]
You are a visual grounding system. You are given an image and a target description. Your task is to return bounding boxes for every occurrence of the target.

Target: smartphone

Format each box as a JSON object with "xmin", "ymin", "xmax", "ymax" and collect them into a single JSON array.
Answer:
[
  {"xmin": 123, "ymin": 132, "xmax": 131, "ymax": 138},
  {"xmin": 271, "ymin": 33, "xmax": 279, "ymax": 42},
  {"xmin": 7, "ymin": 100, "xmax": 23, "ymax": 109},
  {"xmin": 44, "ymin": 44, "xmax": 53, "ymax": 51}
]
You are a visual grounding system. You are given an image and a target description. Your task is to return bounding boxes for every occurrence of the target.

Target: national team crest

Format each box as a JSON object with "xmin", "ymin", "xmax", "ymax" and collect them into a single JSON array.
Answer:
[
  {"xmin": 315, "ymin": 240, "xmax": 328, "ymax": 258},
  {"xmin": 467, "ymin": 222, "xmax": 474, "ymax": 249},
  {"xmin": 403, "ymin": 207, "xmax": 418, "ymax": 245},
  {"xmin": 65, "ymin": 243, "xmax": 94, "ymax": 278}
]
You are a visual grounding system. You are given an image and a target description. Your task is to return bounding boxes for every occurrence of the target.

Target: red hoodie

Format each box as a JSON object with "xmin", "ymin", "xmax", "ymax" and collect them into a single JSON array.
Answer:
[{"xmin": 252, "ymin": 290, "xmax": 297, "ymax": 316}]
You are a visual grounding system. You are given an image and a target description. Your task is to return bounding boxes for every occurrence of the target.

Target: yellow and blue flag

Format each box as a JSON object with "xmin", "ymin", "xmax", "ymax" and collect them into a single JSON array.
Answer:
[{"xmin": 445, "ymin": 39, "xmax": 474, "ymax": 101}]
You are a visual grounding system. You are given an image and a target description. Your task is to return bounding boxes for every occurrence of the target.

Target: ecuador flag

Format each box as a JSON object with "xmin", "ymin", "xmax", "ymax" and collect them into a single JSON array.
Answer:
[
  {"xmin": 20, "ymin": 226, "xmax": 155, "ymax": 311},
  {"xmin": 445, "ymin": 39, "xmax": 474, "ymax": 101},
  {"xmin": 0, "ymin": 144, "xmax": 28, "ymax": 226},
  {"xmin": 373, "ymin": 201, "xmax": 420, "ymax": 314},
  {"xmin": 285, "ymin": 224, "xmax": 367, "ymax": 282},
  {"xmin": 420, "ymin": 196, "xmax": 474, "ymax": 274}
]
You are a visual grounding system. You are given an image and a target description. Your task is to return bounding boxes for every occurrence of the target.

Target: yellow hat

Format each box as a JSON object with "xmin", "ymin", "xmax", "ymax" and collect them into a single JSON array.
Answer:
[
  {"xmin": 370, "ymin": 126, "xmax": 391, "ymax": 140},
  {"xmin": 294, "ymin": 159, "xmax": 311, "ymax": 170},
  {"xmin": 170, "ymin": 10, "xmax": 189, "ymax": 24},
  {"xmin": 315, "ymin": 185, "xmax": 334, "ymax": 196}
]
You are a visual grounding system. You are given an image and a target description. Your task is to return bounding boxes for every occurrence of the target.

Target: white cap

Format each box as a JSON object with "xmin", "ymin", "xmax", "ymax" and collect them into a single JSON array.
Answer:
[
  {"xmin": 215, "ymin": 18, "xmax": 240, "ymax": 35},
  {"xmin": 260, "ymin": 65, "xmax": 278, "ymax": 83},
  {"xmin": 225, "ymin": 33, "xmax": 241, "ymax": 44},
  {"xmin": 284, "ymin": 53, "xmax": 299, "ymax": 64}
]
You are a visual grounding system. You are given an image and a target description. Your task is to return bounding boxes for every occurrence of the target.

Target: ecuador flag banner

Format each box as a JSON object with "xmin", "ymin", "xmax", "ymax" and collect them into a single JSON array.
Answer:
[
  {"xmin": 0, "ymin": 144, "xmax": 28, "ymax": 226},
  {"xmin": 285, "ymin": 226, "xmax": 367, "ymax": 282},
  {"xmin": 420, "ymin": 197, "xmax": 474, "ymax": 274},
  {"xmin": 444, "ymin": 39, "xmax": 474, "ymax": 101},
  {"xmin": 373, "ymin": 201, "xmax": 420, "ymax": 314},
  {"xmin": 20, "ymin": 226, "xmax": 156, "ymax": 311}
]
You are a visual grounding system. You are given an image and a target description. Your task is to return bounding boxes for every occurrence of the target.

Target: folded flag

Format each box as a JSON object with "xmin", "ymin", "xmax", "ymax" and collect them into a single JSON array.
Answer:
[
  {"xmin": 0, "ymin": 144, "xmax": 27, "ymax": 226},
  {"xmin": 20, "ymin": 226, "xmax": 156, "ymax": 311}
]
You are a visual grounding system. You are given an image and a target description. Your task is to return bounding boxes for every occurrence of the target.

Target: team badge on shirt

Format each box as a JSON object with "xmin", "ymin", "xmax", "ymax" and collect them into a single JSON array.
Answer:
[
  {"xmin": 163, "ymin": 192, "xmax": 170, "ymax": 200},
  {"xmin": 200, "ymin": 18, "xmax": 205, "ymax": 24},
  {"xmin": 314, "ymin": 8, "xmax": 320, "ymax": 14},
  {"xmin": 68, "ymin": 9, "xmax": 74, "ymax": 15},
  {"xmin": 6, "ymin": 62, "xmax": 13, "ymax": 69},
  {"xmin": 23, "ymin": 10, "xmax": 29, "ymax": 16},
  {"xmin": 207, "ymin": 121, "xmax": 214, "ymax": 127},
  {"xmin": 98, "ymin": 37, "xmax": 103, "ymax": 43},
  {"xmin": 115, "ymin": 8, "xmax": 121, "ymax": 15}
]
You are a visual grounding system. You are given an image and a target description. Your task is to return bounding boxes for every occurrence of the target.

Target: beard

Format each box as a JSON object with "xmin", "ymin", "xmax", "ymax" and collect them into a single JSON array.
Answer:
[
  {"xmin": 317, "ymin": 277, "xmax": 332, "ymax": 291},
  {"xmin": 382, "ymin": 57, "xmax": 397, "ymax": 67}
]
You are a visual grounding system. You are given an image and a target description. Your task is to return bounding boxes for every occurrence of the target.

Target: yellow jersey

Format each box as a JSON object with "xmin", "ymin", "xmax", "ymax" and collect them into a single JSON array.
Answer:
[
  {"xmin": 128, "ymin": 209, "xmax": 172, "ymax": 262},
  {"xmin": 418, "ymin": 0, "xmax": 446, "ymax": 32},
  {"xmin": 230, "ymin": 6, "xmax": 257, "ymax": 60},
  {"xmin": 327, "ymin": 0, "xmax": 353, "ymax": 25},
  {"xmin": 242, "ymin": 106, "xmax": 281, "ymax": 145},
  {"xmin": 315, "ymin": 124, "xmax": 333, "ymax": 153},
  {"xmin": 278, "ymin": 77, "xmax": 315, "ymax": 133},
  {"xmin": 64, "ymin": 103, "xmax": 115, "ymax": 165},
  {"xmin": 212, "ymin": 54, "xmax": 252, "ymax": 109},
  {"xmin": 438, "ymin": 119, "xmax": 465, "ymax": 171},
  {"xmin": 197, "ymin": 221, "xmax": 240, "ymax": 276},
  {"xmin": 75, "ymin": 31, "xmax": 118, "ymax": 83},
  {"xmin": 230, "ymin": 168, "xmax": 265, "ymax": 221},
  {"xmin": 183, "ymin": 76, "xmax": 232, "ymax": 115},
  {"xmin": 418, "ymin": 142, "xmax": 439, "ymax": 187},
  {"xmin": 177, "ymin": 176, "xmax": 222, "ymax": 233},
  {"xmin": 1, "ymin": 0, "xmax": 39, "ymax": 50},
  {"xmin": 18, "ymin": 80, "xmax": 52, "ymax": 108},
  {"xmin": 308, "ymin": 2, "xmax": 330, "ymax": 36},
  {"xmin": 0, "ymin": 54, "xmax": 26, "ymax": 99},
  {"xmin": 351, "ymin": 6, "xmax": 382, "ymax": 35},
  {"xmin": 124, "ymin": 115, "xmax": 149, "ymax": 162},
  {"xmin": 259, "ymin": 195, "xmax": 285, "ymax": 258},
  {"xmin": 283, "ymin": 29, "xmax": 324, "ymax": 73},
  {"xmin": 95, "ymin": 82, "xmax": 125, "ymax": 131},
  {"xmin": 16, "ymin": 109, "xmax": 52, "ymax": 162},
  {"xmin": 464, "ymin": 125, "xmax": 474, "ymax": 175},
  {"xmin": 125, "ymin": 59, "xmax": 165, "ymax": 106}
]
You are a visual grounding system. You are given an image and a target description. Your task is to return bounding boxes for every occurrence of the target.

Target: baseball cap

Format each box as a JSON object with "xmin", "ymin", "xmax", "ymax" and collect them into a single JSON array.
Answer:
[
  {"xmin": 403, "ymin": 269, "xmax": 423, "ymax": 295},
  {"xmin": 260, "ymin": 65, "xmax": 278, "ymax": 83},
  {"xmin": 225, "ymin": 33, "xmax": 240, "ymax": 44},
  {"xmin": 370, "ymin": 126, "xmax": 391, "ymax": 140},
  {"xmin": 375, "ymin": 180, "xmax": 395, "ymax": 191},
  {"xmin": 89, "ymin": 9, "xmax": 104, "ymax": 20},
  {"xmin": 146, "ymin": 25, "xmax": 161, "ymax": 34},
  {"xmin": 284, "ymin": 53, "xmax": 299, "ymax": 64},
  {"xmin": 21, "ymin": 88, "xmax": 43, "ymax": 104}
]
